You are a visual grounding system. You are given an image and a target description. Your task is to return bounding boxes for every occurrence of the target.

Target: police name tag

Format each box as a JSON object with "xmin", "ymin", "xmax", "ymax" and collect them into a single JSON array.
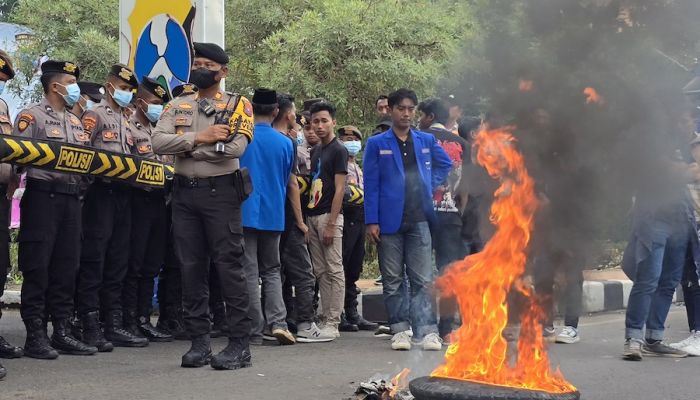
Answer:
[{"xmin": 380, "ymin": 150, "xmax": 393, "ymax": 155}]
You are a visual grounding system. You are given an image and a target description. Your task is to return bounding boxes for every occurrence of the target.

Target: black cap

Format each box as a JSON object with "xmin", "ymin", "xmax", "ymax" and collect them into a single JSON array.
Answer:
[
  {"xmin": 338, "ymin": 125, "xmax": 362, "ymax": 140},
  {"xmin": 109, "ymin": 64, "xmax": 138, "ymax": 87},
  {"xmin": 193, "ymin": 42, "xmax": 229, "ymax": 65},
  {"xmin": 140, "ymin": 76, "xmax": 171, "ymax": 102},
  {"xmin": 376, "ymin": 116, "xmax": 392, "ymax": 129},
  {"xmin": 302, "ymin": 98, "xmax": 323, "ymax": 112},
  {"xmin": 252, "ymin": 88, "xmax": 277, "ymax": 105},
  {"xmin": 0, "ymin": 51, "xmax": 14, "ymax": 79},
  {"xmin": 172, "ymin": 83, "xmax": 198, "ymax": 98},
  {"xmin": 77, "ymin": 81, "xmax": 103, "ymax": 102},
  {"xmin": 41, "ymin": 60, "xmax": 80, "ymax": 79}
]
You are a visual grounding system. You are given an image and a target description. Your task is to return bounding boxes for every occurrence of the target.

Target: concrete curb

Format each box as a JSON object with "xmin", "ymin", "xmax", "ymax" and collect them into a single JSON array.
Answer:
[{"xmin": 360, "ymin": 279, "xmax": 675, "ymax": 323}]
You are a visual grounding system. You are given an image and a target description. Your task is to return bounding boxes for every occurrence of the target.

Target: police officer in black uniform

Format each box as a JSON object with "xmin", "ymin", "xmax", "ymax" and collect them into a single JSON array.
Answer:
[
  {"xmin": 121, "ymin": 76, "xmax": 173, "ymax": 342},
  {"xmin": 152, "ymin": 42, "xmax": 253, "ymax": 370},
  {"xmin": 15, "ymin": 60, "xmax": 97, "ymax": 359}
]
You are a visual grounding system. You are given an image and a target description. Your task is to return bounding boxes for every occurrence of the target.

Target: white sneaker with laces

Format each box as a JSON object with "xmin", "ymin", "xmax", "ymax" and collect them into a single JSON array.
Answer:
[
  {"xmin": 319, "ymin": 325, "xmax": 340, "ymax": 339},
  {"xmin": 670, "ymin": 331, "xmax": 697, "ymax": 351},
  {"xmin": 296, "ymin": 323, "xmax": 335, "ymax": 343},
  {"xmin": 391, "ymin": 331, "xmax": 412, "ymax": 351},
  {"xmin": 555, "ymin": 326, "xmax": 580, "ymax": 344},
  {"xmin": 674, "ymin": 331, "xmax": 700, "ymax": 356},
  {"xmin": 415, "ymin": 332, "xmax": 443, "ymax": 351}
]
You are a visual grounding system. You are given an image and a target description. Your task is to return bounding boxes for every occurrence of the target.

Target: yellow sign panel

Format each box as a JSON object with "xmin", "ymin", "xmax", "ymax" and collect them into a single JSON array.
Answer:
[
  {"xmin": 56, "ymin": 146, "xmax": 95, "ymax": 173},
  {"xmin": 136, "ymin": 160, "xmax": 165, "ymax": 185}
]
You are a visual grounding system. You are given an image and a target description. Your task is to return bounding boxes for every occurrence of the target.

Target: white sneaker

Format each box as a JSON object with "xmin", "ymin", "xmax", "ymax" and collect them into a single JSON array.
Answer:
[
  {"xmin": 555, "ymin": 326, "xmax": 580, "ymax": 344},
  {"xmin": 296, "ymin": 322, "xmax": 335, "ymax": 343},
  {"xmin": 319, "ymin": 325, "xmax": 340, "ymax": 339},
  {"xmin": 391, "ymin": 331, "xmax": 412, "ymax": 351},
  {"xmin": 414, "ymin": 332, "xmax": 443, "ymax": 351},
  {"xmin": 670, "ymin": 331, "xmax": 697, "ymax": 351}
]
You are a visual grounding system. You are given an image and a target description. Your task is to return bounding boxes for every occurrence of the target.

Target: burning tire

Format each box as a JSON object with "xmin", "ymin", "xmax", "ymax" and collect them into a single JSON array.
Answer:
[{"xmin": 409, "ymin": 377, "xmax": 581, "ymax": 400}]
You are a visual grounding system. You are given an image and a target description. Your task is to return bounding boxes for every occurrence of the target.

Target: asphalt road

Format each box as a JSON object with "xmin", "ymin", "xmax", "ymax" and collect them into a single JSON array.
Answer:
[{"xmin": 0, "ymin": 306, "xmax": 695, "ymax": 400}]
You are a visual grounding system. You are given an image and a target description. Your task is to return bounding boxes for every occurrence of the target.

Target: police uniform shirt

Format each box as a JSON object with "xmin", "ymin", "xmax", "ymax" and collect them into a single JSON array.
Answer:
[
  {"xmin": 0, "ymin": 99, "xmax": 14, "ymax": 184},
  {"xmin": 128, "ymin": 115, "xmax": 156, "ymax": 160},
  {"xmin": 82, "ymin": 99, "xmax": 133, "ymax": 154},
  {"xmin": 152, "ymin": 90, "xmax": 248, "ymax": 178},
  {"xmin": 13, "ymin": 99, "xmax": 88, "ymax": 184}
]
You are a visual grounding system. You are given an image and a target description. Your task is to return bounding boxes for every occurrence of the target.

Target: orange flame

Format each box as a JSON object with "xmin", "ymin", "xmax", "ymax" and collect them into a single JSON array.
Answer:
[
  {"xmin": 519, "ymin": 79, "xmax": 534, "ymax": 92},
  {"xmin": 431, "ymin": 126, "xmax": 576, "ymax": 394},
  {"xmin": 583, "ymin": 87, "xmax": 604, "ymax": 105},
  {"xmin": 387, "ymin": 368, "xmax": 411, "ymax": 399}
]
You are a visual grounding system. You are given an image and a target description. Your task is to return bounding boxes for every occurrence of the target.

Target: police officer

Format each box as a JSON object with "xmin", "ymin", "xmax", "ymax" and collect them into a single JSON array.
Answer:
[
  {"xmin": 15, "ymin": 60, "xmax": 97, "ymax": 359},
  {"xmin": 71, "ymin": 81, "xmax": 103, "ymax": 117},
  {"xmin": 120, "ymin": 76, "xmax": 173, "ymax": 342},
  {"xmin": 152, "ymin": 42, "xmax": 253, "ymax": 370},
  {"xmin": 0, "ymin": 50, "xmax": 21, "ymax": 378},
  {"xmin": 76, "ymin": 63, "xmax": 147, "ymax": 349}
]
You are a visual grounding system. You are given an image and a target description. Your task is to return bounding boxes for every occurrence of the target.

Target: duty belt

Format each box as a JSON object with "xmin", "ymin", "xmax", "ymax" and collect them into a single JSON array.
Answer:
[
  {"xmin": 0, "ymin": 136, "xmax": 174, "ymax": 189},
  {"xmin": 173, "ymin": 173, "xmax": 235, "ymax": 189},
  {"xmin": 26, "ymin": 178, "xmax": 81, "ymax": 196}
]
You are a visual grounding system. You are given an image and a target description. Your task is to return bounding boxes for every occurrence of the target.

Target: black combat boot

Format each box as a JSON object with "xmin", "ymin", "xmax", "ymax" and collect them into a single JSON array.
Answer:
[
  {"xmin": 23, "ymin": 318, "xmax": 58, "ymax": 360},
  {"xmin": 338, "ymin": 312, "xmax": 359, "ymax": 332},
  {"xmin": 103, "ymin": 310, "xmax": 149, "ymax": 348},
  {"xmin": 157, "ymin": 306, "xmax": 188, "ymax": 340},
  {"xmin": 210, "ymin": 302, "xmax": 229, "ymax": 338},
  {"xmin": 0, "ymin": 335, "xmax": 23, "ymax": 359},
  {"xmin": 69, "ymin": 315, "xmax": 83, "ymax": 342},
  {"xmin": 123, "ymin": 310, "xmax": 147, "ymax": 339},
  {"xmin": 0, "ymin": 360, "xmax": 5, "ymax": 380},
  {"xmin": 138, "ymin": 315, "xmax": 173, "ymax": 342},
  {"xmin": 181, "ymin": 334, "xmax": 211, "ymax": 368},
  {"xmin": 51, "ymin": 319, "xmax": 98, "ymax": 355},
  {"xmin": 210, "ymin": 336, "xmax": 252, "ymax": 370},
  {"xmin": 81, "ymin": 311, "xmax": 114, "ymax": 353},
  {"xmin": 346, "ymin": 308, "xmax": 379, "ymax": 331}
]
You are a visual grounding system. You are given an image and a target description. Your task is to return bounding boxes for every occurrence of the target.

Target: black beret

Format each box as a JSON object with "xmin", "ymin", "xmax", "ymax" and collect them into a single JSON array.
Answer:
[
  {"xmin": 338, "ymin": 125, "xmax": 362, "ymax": 140},
  {"xmin": 252, "ymin": 88, "xmax": 277, "ymax": 105},
  {"xmin": 0, "ymin": 51, "xmax": 14, "ymax": 79},
  {"xmin": 109, "ymin": 64, "xmax": 138, "ymax": 87},
  {"xmin": 41, "ymin": 60, "xmax": 80, "ymax": 79},
  {"xmin": 302, "ymin": 98, "xmax": 323, "ymax": 112},
  {"xmin": 140, "ymin": 76, "xmax": 171, "ymax": 102},
  {"xmin": 193, "ymin": 42, "xmax": 229, "ymax": 65},
  {"xmin": 77, "ymin": 81, "xmax": 104, "ymax": 103},
  {"xmin": 172, "ymin": 83, "xmax": 198, "ymax": 98}
]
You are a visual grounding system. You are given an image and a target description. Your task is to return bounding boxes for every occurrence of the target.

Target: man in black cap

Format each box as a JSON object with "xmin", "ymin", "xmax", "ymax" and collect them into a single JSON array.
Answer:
[
  {"xmin": 14, "ymin": 60, "xmax": 97, "ymax": 359},
  {"xmin": 120, "ymin": 76, "xmax": 173, "ymax": 342},
  {"xmin": 76, "ymin": 63, "xmax": 147, "ymax": 349},
  {"xmin": 71, "ymin": 81, "xmax": 103, "ymax": 117},
  {"xmin": 153, "ymin": 42, "xmax": 254, "ymax": 370},
  {"xmin": 0, "ymin": 49, "xmax": 21, "ymax": 378}
]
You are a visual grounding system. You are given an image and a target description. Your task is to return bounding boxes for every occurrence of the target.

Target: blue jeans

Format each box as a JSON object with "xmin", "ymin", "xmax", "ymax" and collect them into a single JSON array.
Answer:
[
  {"xmin": 378, "ymin": 221, "xmax": 438, "ymax": 339},
  {"xmin": 625, "ymin": 220, "xmax": 690, "ymax": 340}
]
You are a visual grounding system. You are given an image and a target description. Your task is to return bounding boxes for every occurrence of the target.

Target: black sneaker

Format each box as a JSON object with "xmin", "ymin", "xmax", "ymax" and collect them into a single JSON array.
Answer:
[
  {"xmin": 0, "ymin": 335, "xmax": 23, "ymax": 359},
  {"xmin": 623, "ymin": 338, "xmax": 643, "ymax": 361},
  {"xmin": 642, "ymin": 340, "xmax": 688, "ymax": 358},
  {"xmin": 210, "ymin": 337, "xmax": 252, "ymax": 370}
]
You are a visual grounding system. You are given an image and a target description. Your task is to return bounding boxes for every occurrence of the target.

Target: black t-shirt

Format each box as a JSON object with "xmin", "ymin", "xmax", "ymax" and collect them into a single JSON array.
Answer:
[
  {"xmin": 427, "ymin": 126, "xmax": 471, "ymax": 226},
  {"xmin": 396, "ymin": 134, "xmax": 426, "ymax": 223},
  {"xmin": 307, "ymin": 138, "xmax": 348, "ymax": 216},
  {"xmin": 284, "ymin": 136, "xmax": 299, "ymax": 223}
]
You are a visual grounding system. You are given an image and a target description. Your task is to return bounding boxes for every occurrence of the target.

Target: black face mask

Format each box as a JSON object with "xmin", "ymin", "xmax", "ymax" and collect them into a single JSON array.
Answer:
[{"xmin": 189, "ymin": 69, "xmax": 218, "ymax": 89}]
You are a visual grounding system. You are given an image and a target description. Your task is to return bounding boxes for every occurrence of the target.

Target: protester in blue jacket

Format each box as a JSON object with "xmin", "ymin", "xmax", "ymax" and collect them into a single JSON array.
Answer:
[{"xmin": 363, "ymin": 88, "xmax": 452, "ymax": 351}]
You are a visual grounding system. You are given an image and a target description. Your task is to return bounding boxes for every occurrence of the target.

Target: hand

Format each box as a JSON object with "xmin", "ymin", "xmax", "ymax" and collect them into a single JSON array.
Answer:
[
  {"xmin": 296, "ymin": 221, "xmax": 310, "ymax": 244},
  {"xmin": 194, "ymin": 124, "xmax": 230, "ymax": 145},
  {"xmin": 323, "ymin": 223, "xmax": 336, "ymax": 246},
  {"xmin": 366, "ymin": 224, "xmax": 381, "ymax": 244}
]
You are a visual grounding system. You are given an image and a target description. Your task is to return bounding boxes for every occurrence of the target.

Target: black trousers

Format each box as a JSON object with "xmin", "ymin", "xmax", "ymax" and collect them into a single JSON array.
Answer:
[
  {"xmin": 342, "ymin": 211, "xmax": 365, "ymax": 312},
  {"xmin": 123, "ymin": 190, "xmax": 167, "ymax": 317},
  {"xmin": 172, "ymin": 178, "xmax": 250, "ymax": 338},
  {"xmin": 280, "ymin": 220, "xmax": 316, "ymax": 325},
  {"xmin": 157, "ymin": 203, "xmax": 182, "ymax": 314},
  {"xmin": 76, "ymin": 183, "xmax": 132, "ymax": 315},
  {"xmin": 0, "ymin": 186, "xmax": 9, "ymax": 301},
  {"xmin": 19, "ymin": 186, "xmax": 81, "ymax": 321}
]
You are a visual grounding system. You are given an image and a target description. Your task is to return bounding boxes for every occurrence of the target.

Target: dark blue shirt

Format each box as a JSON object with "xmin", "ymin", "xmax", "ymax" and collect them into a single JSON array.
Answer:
[{"xmin": 241, "ymin": 122, "xmax": 294, "ymax": 231}]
